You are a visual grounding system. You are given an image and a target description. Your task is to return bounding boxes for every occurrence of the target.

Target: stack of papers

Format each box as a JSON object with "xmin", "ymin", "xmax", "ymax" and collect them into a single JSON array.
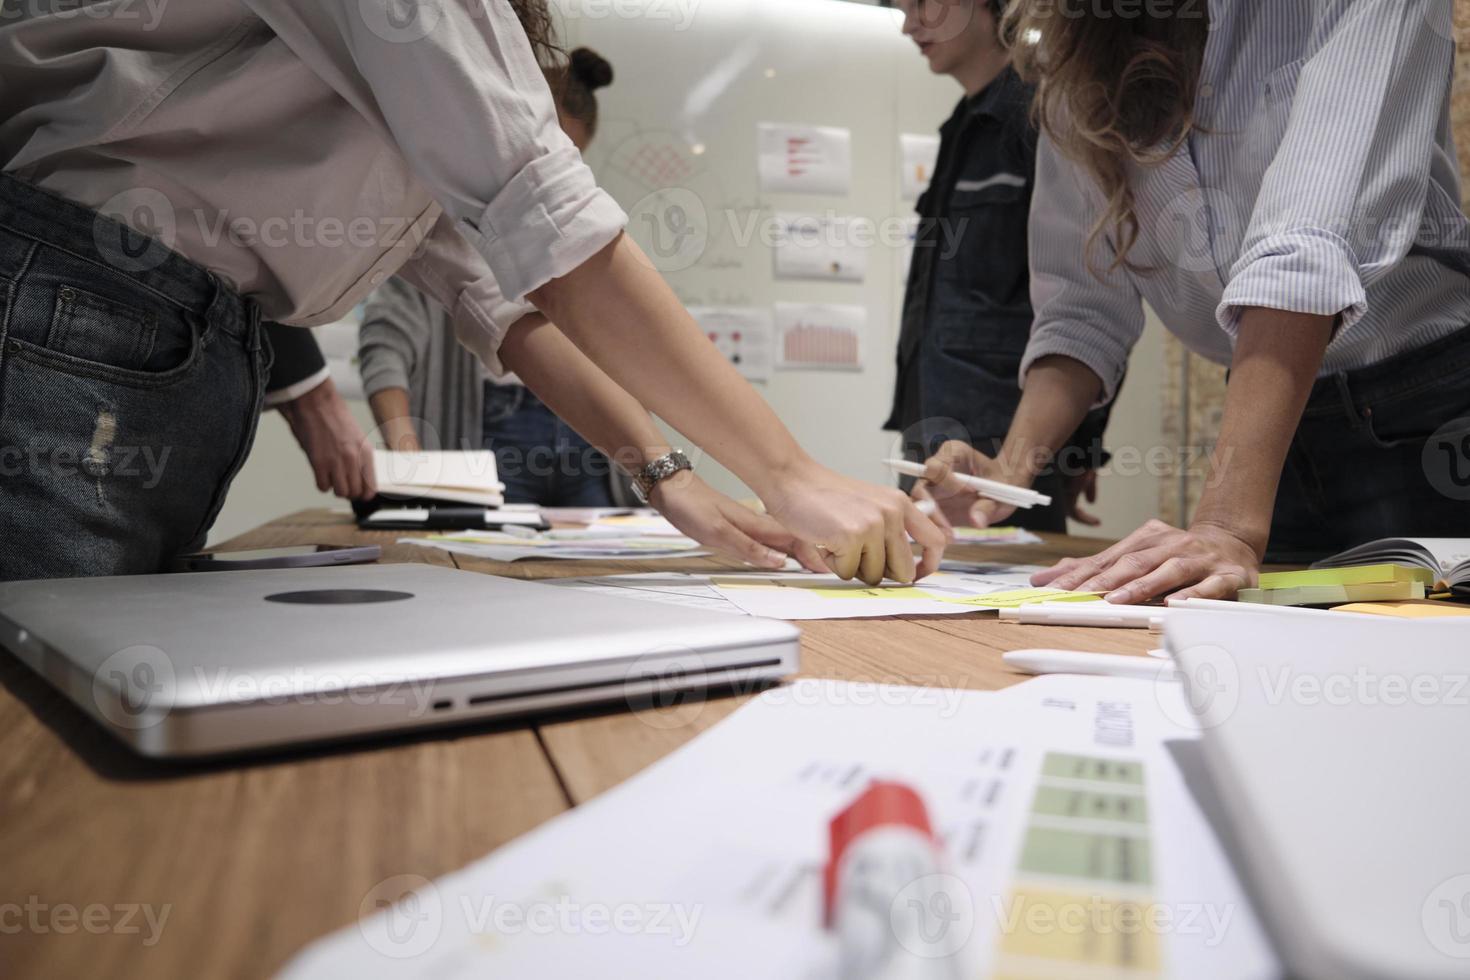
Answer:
[
  {"xmin": 282, "ymin": 674, "xmax": 1277, "ymax": 979},
  {"xmin": 1240, "ymin": 563, "xmax": 1433, "ymax": 607}
]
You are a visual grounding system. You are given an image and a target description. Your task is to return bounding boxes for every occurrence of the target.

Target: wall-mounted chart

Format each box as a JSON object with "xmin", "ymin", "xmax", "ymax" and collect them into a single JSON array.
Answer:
[
  {"xmin": 689, "ymin": 306, "xmax": 775, "ymax": 382},
  {"xmin": 900, "ymin": 132, "xmax": 941, "ymax": 200},
  {"xmin": 775, "ymin": 301, "xmax": 865, "ymax": 371},
  {"xmin": 771, "ymin": 212, "xmax": 870, "ymax": 283},
  {"xmin": 756, "ymin": 122, "xmax": 852, "ymax": 195}
]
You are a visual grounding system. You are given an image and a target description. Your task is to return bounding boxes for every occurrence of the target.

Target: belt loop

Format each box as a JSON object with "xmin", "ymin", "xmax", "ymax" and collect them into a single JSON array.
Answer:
[
  {"xmin": 1333, "ymin": 372, "xmax": 1363, "ymax": 429},
  {"xmin": 245, "ymin": 301, "xmax": 263, "ymax": 354}
]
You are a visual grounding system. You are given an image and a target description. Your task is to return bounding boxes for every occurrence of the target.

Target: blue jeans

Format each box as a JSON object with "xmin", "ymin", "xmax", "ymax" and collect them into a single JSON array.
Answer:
[
  {"xmin": 1266, "ymin": 324, "xmax": 1470, "ymax": 562},
  {"xmin": 0, "ymin": 174, "xmax": 267, "ymax": 580},
  {"xmin": 482, "ymin": 382, "xmax": 615, "ymax": 507}
]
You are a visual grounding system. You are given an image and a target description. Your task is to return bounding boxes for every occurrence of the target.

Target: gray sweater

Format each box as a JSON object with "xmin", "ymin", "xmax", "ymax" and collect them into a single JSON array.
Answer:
[{"xmin": 358, "ymin": 277, "xmax": 487, "ymax": 452}]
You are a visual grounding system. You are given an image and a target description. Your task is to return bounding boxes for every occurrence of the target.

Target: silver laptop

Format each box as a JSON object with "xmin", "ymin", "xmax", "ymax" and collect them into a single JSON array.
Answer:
[
  {"xmin": 1167, "ymin": 609, "xmax": 1470, "ymax": 980},
  {"xmin": 0, "ymin": 563, "xmax": 799, "ymax": 758}
]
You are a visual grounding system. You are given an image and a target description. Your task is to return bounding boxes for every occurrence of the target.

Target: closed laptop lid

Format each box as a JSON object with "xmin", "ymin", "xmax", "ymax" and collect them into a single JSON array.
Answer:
[
  {"xmin": 1167, "ymin": 609, "xmax": 1470, "ymax": 980},
  {"xmin": 0, "ymin": 563, "xmax": 799, "ymax": 713}
]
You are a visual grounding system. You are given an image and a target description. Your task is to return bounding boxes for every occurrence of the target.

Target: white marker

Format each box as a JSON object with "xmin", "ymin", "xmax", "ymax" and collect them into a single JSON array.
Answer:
[
  {"xmin": 998, "ymin": 603, "xmax": 1166, "ymax": 629},
  {"xmin": 884, "ymin": 458, "xmax": 1050, "ymax": 509},
  {"xmin": 1003, "ymin": 649, "xmax": 1177, "ymax": 681}
]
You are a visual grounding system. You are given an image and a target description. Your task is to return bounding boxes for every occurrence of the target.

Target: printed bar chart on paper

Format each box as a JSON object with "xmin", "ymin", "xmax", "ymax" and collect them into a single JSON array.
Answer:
[
  {"xmin": 757, "ymin": 122, "xmax": 852, "ymax": 195},
  {"xmin": 775, "ymin": 302, "xmax": 865, "ymax": 371}
]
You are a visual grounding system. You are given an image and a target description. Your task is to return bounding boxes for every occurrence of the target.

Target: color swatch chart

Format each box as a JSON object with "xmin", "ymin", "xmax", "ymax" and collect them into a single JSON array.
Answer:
[{"xmin": 990, "ymin": 752, "xmax": 1160, "ymax": 979}]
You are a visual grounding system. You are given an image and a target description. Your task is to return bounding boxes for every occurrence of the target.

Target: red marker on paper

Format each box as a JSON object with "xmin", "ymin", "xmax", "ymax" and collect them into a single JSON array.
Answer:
[{"xmin": 825, "ymin": 781, "xmax": 966, "ymax": 980}]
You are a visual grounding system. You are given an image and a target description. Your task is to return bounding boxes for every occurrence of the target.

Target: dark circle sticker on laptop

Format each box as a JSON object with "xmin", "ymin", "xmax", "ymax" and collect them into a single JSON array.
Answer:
[{"xmin": 264, "ymin": 589, "xmax": 415, "ymax": 605}]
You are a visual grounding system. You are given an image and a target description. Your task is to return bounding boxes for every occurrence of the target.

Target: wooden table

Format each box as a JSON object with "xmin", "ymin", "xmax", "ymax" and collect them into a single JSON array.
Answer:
[{"xmin": 1, "ymin": 510, "xmax": 1157, "ymax": 979}]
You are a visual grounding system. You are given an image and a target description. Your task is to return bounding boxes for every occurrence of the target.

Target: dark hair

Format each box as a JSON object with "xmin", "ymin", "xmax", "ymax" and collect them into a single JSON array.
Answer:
[
  {"xmin": 547, "ymin": 47, "xmax": 615, "ymax": 137},
  {"xmin": 508, "ymin": 0, "xmax": 559, "ymax": 68}
]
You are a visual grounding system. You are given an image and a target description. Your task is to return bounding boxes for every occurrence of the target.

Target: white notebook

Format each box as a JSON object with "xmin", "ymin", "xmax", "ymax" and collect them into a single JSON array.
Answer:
[{"xmin": 372, "ymin": 450, "xmax": 505, "ymax": 507}]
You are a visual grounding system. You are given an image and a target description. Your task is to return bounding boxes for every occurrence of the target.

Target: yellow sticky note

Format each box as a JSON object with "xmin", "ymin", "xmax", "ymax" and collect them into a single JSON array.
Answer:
[
  {"xmin": 940, "ymin": 588, "xmax": 1104, "ymax": 609},
  {"xmin": 1331, "ymin": 599, "xmax": 1470, "ymax": 619}
]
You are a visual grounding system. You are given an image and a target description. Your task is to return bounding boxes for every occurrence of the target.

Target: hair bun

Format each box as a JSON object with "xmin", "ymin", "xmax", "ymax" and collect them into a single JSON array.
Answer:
[{"xmin": 570, "ymin": 47, "xmax": 614, "ymax": 91}]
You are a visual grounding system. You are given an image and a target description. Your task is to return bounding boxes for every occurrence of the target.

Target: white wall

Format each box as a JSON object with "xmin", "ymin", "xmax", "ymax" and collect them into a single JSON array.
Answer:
[{"xmin": 212, "ymin": 0, "xmax": 1169, "ymax": 543}]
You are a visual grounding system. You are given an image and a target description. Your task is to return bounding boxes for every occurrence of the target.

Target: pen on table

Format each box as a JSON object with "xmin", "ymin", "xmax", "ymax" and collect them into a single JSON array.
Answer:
[
  {"xmin": 1003, "ymin": 649, "xmax": 1177, "ymax": 681},
  {"xmin": 882, "ymin": 458, "xmax": 1051, "ymax": 510},
  {"xmin": 998, "ymin": 602, "xmax": 1166, "ymax": 630},
  {"xmin": 1165, "ymin": 596, "xmax": 1332, "ymax": 616}
]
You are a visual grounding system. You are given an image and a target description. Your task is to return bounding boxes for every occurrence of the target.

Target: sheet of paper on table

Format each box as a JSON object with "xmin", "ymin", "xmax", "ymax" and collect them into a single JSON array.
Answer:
[
  {"xmin": 281, "ymin": 675, "xmax": 1277, "ymax": 980},
  {"xmin": 400, "ymin": 531, "xmax": 706, "ymax": 563},
  {"xmin": 709, "ymin": 569, "xmax": 1100, "ymax": 620},
  {"xmin": 951, "ymin": 526, "xmax": 1043, "ymax": 546}
]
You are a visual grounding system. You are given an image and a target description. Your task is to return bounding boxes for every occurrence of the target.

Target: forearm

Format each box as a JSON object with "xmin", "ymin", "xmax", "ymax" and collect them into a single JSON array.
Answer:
[
  {"xmin": 367, "ymin": 388, "xmax": 420, "ymax": 451},
  {"xmin": 1193, "ymin": 309, "xmax": 1333, "ymax": 554},
  {"xmin": 497, "ymin": 313, "xmax": 670, "ymax": 475},
  {"xmin": 999, "ymin": 355, "xmax": 1104, "ymax": 483},
  {"xmin": 526, "ymin": 234, "xmax": 815, "ymax": 498}
]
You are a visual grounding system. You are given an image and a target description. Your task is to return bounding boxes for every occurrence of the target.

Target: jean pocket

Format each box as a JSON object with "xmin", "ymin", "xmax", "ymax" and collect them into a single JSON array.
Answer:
[
  {"xmin": 1361, "ymin": 376, "xmax": 1470, "ymax": 450},
  {"xmin": 47, "ymin": 284, "xmax": 158, "ymax": 370},
  {"xmin": 482, "ymin": 383, "xmax": 525, "ymax": 425},
  {"xmin": 8, "ymin": 288, "xmax": 201, "ymax": 390}
]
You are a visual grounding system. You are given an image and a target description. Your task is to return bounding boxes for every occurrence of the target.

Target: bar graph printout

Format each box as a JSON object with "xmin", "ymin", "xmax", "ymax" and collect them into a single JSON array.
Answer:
[{"xmin": 775, "ymin": 302, "xmax": 866, "ymax": 371}]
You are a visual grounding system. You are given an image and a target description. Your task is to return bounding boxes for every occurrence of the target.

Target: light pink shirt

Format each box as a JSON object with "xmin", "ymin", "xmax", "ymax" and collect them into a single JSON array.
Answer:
[{"xmin": 0, "ymin": 0, "xmax": 627, "ymax": 371}]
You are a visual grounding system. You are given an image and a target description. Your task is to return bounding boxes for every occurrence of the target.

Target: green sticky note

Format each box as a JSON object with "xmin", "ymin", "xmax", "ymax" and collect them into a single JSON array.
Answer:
[
  {"xmin": 1256, "ymin": 563, "xmax": 1434, "ymax": 590},
  {"xmin": 1040, "ymin": 753, "xmax": 1145, "ymax": 786},
  {"xmin": 1031, "ymin": 786, "xmax": 1148, "ymax": 824},
  {"xmin": 1018, "ymin": 826, "xmax": 1153, "ymax": 885}
]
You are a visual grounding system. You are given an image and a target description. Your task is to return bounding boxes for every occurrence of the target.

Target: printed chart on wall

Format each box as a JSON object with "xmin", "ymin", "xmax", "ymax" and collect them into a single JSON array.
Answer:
[
  {"xmin": 689, "ymin": 306, "xmax": 775, "ymax": 382},
  {"xmin": 757, "ymin": 122, "xmax": 852, "ymax": 196},
  {"xmin": 775, "ymin": 301, "xmax": 865, "ymax": 371},
  {"xmin": 899, "ymin": 133, "xmax": 941, "ymax": 200},
  {"xmin": 772, "ymin": 213, "xmax": 870, "ymax": 283}
]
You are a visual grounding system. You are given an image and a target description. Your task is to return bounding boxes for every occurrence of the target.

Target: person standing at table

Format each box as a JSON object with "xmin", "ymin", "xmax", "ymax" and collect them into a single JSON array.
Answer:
[
  {"xmin": 360, "ymin": 48, "xmax": 624, "ymax": 508},
  {"xmin": 917, "ymin": 0, "xmax": 1470, "ymax": 601},
  {"xmin": 0, "ymin": 1, "xmax": 943, "ymax": 584},
  {"xmin": 886, "ymin": 0, "xmax": 1114, "ymax": 532}
]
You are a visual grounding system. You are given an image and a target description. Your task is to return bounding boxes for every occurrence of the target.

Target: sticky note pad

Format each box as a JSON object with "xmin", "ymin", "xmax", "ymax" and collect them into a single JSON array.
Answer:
[{"xmin": 1257, "ymin": 563, "xmax": 1434, "ymax": 590}]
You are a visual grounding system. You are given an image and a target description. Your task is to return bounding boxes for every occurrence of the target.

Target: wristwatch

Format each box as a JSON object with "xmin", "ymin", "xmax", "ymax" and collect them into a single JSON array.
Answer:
[{"xmin": 630, "ymin": 450, "xmax": 694, "ymax": 504}]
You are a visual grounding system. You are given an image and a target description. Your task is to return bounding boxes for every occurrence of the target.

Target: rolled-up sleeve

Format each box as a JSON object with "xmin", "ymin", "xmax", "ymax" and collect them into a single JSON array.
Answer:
[
  {"xmin": 242, "ymin": 0, "xmax": 627, "ymax": 302},
  {"xmin": 1022, "ymin": 133, "xmax": 1146, "ymax": 407},
  {"xmin": 397, "ymin": 213, "xmax": 529, "ymax": 379},
  {"xmin": 1219, "ymin": 0, "xmax": 1454, "ymax": 336}
]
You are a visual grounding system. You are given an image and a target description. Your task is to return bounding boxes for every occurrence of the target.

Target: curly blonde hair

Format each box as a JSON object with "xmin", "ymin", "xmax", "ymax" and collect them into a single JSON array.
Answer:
[{"xmin": 1003, "ymin": 0, "xmax": 1210, "ymax": 276}]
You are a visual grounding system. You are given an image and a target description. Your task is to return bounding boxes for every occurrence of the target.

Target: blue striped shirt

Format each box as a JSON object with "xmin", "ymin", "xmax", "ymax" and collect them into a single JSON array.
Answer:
[{"xmin": 1023, "ymin": 0, "xmax": 1470, "ymax": 404}]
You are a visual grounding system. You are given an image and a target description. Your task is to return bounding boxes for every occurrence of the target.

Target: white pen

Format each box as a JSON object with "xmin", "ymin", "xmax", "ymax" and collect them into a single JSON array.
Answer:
[
  {"xmin": 1003, "ymin": 649, "xmax": 1177, "ymax": 681},
  {"xmin": 883, "ymin": 458, "xmax": 1051, "ymax": 509},
  {"xmin": 998, "ymin": 603, "xmax": 1166, "ymax": 629},
  {"xmin": 1165, "ymin": 596, "xmax": 1329, "ymax": 617}
]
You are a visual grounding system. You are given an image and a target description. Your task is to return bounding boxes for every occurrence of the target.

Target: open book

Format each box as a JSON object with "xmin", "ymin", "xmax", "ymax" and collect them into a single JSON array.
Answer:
[
  {"xmin": 1312, "ymin": 538, "xmax": 1470, "ymax": 593},
  {"xmin": 371, "ymin": 450, "xmax": 505, "ymax": 507}
]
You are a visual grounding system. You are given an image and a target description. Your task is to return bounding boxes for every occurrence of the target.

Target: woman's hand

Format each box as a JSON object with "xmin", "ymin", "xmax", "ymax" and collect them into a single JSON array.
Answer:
[
  {"xmin": 649, "ymin": 473, "xmax": 828, "ymax": 573},
  {"xmin": 761, "ymin": 462, "xmax": 946, "ymax": 586},
  {"xmin": 1031, "ymin": 519, "xmax": 1260, "ymax": 603},
  {"xmin": 910, "ymin": 440, "xmax": 1026, "ymax": 536}
]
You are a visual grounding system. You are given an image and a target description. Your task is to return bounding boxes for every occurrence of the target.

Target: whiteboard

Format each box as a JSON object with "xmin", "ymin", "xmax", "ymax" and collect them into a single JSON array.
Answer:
[{"xmin": 554, "ymin": 0, "xmax": 961, "ymax": 497}]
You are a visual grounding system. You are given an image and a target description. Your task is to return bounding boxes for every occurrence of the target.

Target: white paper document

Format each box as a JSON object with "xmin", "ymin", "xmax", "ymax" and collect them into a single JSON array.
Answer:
[
  {"xmin": 771, "ymin": 213, "xmax": 870, "ymax": 283},
  {"xmin": 757, "ymin": 123, "xmax": 852, "ymax": 195},
  {"xmin": 688, "ymin": 306, "xmax": 775, "ymax": 382},
  {"xmin": 774, "ymin": 302, "xmax": 866, "ymax": 371},
  {"xmin": 900, "ymin": 132, "xmax": 941, "ymax": 200},
  {"xmin": 281, "ymin": 675, "xmax": 1278, "ymax": 979},
  {"xmin": 709, "ymin": 567, "xmax": 1097, "ymax": 620},
  {"xmin": 400, "ymin": 531, "xmax": 706, "ymax": 563}
]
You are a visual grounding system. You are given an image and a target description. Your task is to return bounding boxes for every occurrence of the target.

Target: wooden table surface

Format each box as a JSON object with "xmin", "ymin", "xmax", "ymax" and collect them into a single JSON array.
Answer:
[{"xmin": 1, "ymin": 510, "xmax": 1157, "ymax": 979}]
